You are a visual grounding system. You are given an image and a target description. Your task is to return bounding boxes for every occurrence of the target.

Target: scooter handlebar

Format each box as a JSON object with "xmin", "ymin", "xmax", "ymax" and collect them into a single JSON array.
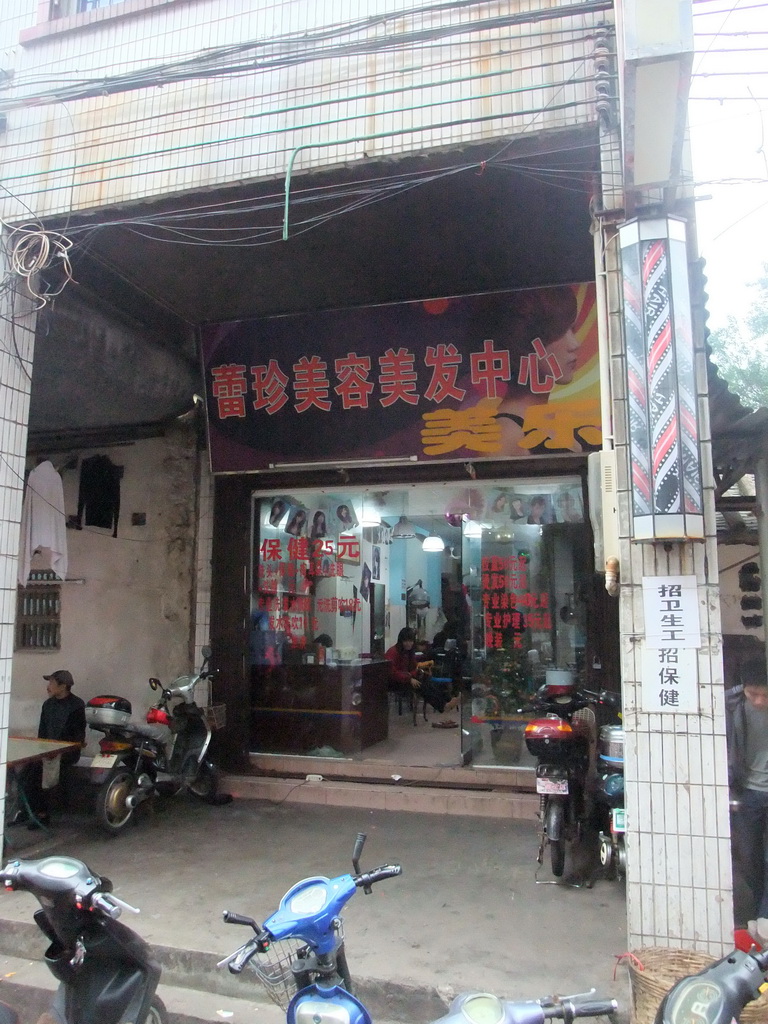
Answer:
[
  {"xmin": 91, "ymin": 892, "xmax": 140, "ymax": 918},
  {"xmin": 433, "ymin": 993, "xmax": 618, "ymax": 1024},
  {"xmin": 353, "ymin": 863, "xmax": 402, "ymax": 890},
  {"xmin": 220, "ymin": 937, "xmax": 261, "ymax": 974},
  {"xmin": 222, "ymin": 910, "xmax": 260, "ymax": 929},
  {"xmin": 541, "ymin": 998, "xmax": 618, "ymax": 1020}
]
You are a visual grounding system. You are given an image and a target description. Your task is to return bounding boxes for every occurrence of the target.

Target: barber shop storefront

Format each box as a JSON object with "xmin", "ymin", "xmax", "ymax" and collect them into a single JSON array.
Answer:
[{"xmin": 204, "ymin": 282, "xmax": 619, "ymax": 772}]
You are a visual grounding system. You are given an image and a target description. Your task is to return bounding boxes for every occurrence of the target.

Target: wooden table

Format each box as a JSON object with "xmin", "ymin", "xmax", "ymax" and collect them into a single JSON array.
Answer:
[
  {"xmin": 7, "ymin": 736, "xmax": 80, "ymax": 768},
  {"xmin": 5, "ymin": 736, "xmax": 81, "ymax": 838}
]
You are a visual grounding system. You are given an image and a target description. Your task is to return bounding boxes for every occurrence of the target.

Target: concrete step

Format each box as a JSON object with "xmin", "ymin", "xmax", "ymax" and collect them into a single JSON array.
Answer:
[
  {"xmin": 70, "ymin": 758, "xmax": 537, "ymax": 819},
  {"xmin": 224, "ymin": 773, "xmax": 539, "ymax": 819},
  {"xmin": 247, "ymin": 753, "xmax": 536, "ymax": 791}
]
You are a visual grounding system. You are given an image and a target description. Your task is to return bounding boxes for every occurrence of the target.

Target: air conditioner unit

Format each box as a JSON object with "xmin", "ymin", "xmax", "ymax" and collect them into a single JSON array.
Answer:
[{"xmin": 588, "ymin": 449, "xmax": 620, "ymax": 571}]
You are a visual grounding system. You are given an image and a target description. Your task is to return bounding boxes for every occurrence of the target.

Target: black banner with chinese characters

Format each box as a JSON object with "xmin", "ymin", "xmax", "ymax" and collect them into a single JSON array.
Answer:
[{"xmin": 201, "ymin": 283, "xmax": 601, "ymax": 472}]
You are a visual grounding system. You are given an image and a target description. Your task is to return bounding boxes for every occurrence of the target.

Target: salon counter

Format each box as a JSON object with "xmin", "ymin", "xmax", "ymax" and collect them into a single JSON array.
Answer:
[{"xmin": 250, "ymin": 659, "xmax": 390, "ymax": 755}]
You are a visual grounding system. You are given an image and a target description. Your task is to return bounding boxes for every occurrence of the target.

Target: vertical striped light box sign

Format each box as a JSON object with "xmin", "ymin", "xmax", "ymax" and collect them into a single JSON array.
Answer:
[{"xmin": 619, "ymin": 216, "xmax": 704, "ymax": 541}]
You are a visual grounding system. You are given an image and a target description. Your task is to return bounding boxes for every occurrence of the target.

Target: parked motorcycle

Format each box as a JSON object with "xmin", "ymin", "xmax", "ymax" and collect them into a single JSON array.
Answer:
[
  {"xmin": 0, "ymin": 854, "xmax": 167, "ymax": 1024},
  {"xmin": 594, "ymin": 724, "xmax": 625, "ymax": 879},
  {"xmin": 522, "ymin": 680, "xmax": 620, "ymax": 878},
  {"xmin": 217, "ymin": 834, "xmax": 618, "ymax": 1024},
  {"xmin": 86, "ymin": 646, "xmax": 224, "ymax": 835}
]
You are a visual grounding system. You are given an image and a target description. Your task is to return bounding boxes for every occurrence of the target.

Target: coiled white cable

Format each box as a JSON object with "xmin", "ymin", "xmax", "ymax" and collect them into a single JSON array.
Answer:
[{"xmin": 4, "ymin": 222, "xmax": 74, "ymax": 308}]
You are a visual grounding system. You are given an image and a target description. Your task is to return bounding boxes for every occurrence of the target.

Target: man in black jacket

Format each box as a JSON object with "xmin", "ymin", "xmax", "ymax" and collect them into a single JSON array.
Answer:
[
  {"xmin": 726, "ymin": 677, "xmax": 768, "ymax": 942},
  {"xmin": 12, "ymin": 670, "xmax": 86, "ymax": 828}
]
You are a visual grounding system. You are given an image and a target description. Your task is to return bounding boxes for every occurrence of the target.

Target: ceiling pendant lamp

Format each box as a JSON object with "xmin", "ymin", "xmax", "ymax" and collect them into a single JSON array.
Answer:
[
  {"xmin": 422, "ymin": 535, "xmax": 445, "ymax": 552},
  {"xmin": 360, "ymin": 496, "xmax": 381, "ymax": 527},
  {"xmin": 392, "ymin": 515, "xmax": 416, "ymax": 539}
]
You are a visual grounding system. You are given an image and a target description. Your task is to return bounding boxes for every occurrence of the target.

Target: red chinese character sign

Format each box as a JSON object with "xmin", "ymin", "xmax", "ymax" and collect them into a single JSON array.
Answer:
[
  {"xmin": 480, "ymin": 554, "xmax": 551, "ymax": 652},
  {"xmin": 201, "ymin": 284, "xmax": 602, "ymax": 472}
]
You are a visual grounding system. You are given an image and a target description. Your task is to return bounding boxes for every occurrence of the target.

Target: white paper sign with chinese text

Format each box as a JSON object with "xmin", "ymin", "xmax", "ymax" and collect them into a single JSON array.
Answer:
[
  {"xmin": 641, "ymin": 646, "xmax": 699, "ymax": 713},
  {"xmin": 642, "ymin": 576, "xmax": 701, "ymax": 649}
]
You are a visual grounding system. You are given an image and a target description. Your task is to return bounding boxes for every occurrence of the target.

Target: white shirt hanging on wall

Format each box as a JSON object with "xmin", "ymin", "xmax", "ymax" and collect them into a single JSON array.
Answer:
[{"xmin": 18, "ymin": 460, "xmax": 68, "ymax": 586}]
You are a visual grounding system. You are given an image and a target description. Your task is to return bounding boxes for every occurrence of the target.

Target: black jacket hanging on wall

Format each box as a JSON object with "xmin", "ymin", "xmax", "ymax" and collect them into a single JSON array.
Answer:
[{"xmin": 76, "ymin": 455, "xmax": 121, "ymax": 537}]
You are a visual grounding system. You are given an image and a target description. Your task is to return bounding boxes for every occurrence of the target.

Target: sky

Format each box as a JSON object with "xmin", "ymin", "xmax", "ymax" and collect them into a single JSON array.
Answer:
[{"xmin": 689, "ymin": 0, "xmax": 768, "ymax": 331}]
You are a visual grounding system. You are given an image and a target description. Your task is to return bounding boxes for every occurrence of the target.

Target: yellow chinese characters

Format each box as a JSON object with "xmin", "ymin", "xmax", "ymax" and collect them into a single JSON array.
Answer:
[
  {"xmin": 420, "ymin": 399, "xmax": 502, "ymax": 455},
  {"xmin": 420, "ymin": 396, "xmax": 601, "ymax": 456},
  {"xmin": 518, "ymin": 399, "xmax": 601, "ymax": 452}
]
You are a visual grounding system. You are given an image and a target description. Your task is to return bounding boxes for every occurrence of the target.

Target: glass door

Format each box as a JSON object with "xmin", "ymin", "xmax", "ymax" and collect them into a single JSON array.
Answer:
[{"xmin": 460, "ymin": 479, "xmax": 590, "ymax": 768}]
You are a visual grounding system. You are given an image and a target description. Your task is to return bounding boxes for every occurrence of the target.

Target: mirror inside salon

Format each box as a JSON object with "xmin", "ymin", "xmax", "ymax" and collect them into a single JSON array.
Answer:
[{"xmin": 249, "ymin": 479, "xmax": 599, "ymax": 767}]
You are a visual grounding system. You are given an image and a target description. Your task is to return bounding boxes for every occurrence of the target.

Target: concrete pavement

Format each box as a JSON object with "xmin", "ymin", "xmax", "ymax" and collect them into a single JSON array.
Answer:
[{"xmin": 0, "ymin": 792, "xmax": 630, "ymax": 1023}]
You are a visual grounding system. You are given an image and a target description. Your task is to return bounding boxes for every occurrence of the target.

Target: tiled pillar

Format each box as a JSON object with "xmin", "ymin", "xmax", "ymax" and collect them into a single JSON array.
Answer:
[
  {"xmin": 0, "ymin": 241, "xmax": 37, "ymax": 847},
  {"xmin": 606, "ymin": 222, "xmax": 732, "ymax": 954}
]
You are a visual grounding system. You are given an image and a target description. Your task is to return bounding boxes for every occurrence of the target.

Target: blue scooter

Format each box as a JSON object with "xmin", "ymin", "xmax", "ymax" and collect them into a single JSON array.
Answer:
[{"xmin": 217, "ymin": 834, "xmax": 619, "ymax": 1024}]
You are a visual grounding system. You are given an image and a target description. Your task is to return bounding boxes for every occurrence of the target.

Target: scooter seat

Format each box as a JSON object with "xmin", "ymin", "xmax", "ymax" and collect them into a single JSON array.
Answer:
[{"xmin": 124, "ymin": 721, "xmax": 168, "ymax": 741}]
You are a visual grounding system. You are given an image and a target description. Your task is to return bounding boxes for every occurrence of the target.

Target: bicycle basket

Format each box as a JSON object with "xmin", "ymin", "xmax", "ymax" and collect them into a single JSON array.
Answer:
[
  {"xmin": 247, "ymin": 938, "xmax": 307, "ymax": 1010},
  {"xmin": 203, "ymin": 703, "xmax": 226, "ymax": 730}
]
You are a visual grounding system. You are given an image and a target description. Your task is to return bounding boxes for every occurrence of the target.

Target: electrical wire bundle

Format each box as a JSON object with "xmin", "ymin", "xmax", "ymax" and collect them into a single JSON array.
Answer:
[{"xmin": 2, "ymin": 222, "xmax": 74, "ymax": 310}]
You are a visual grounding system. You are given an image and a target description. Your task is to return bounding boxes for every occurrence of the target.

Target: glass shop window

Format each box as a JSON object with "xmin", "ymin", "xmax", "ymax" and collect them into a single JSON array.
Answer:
[{"xmin": 248, "ymin": 478, "xmax": 592, "ymax": 764}]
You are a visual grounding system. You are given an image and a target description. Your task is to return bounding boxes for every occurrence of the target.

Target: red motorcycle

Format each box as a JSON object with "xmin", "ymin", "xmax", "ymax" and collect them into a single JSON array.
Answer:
[{"xmin": 523, "ymin": 678, "xmax": 618, "ymax": 877}]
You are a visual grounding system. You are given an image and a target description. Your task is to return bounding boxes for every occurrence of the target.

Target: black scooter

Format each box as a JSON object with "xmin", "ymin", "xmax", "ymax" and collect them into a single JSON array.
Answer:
[
  {"xmin": 655, "ymin": 946, "xmax": 768, "ymax": 1023},
  {"xmin": 0, "ymin": 855, "xmax": 167, "ymax": 1024}
]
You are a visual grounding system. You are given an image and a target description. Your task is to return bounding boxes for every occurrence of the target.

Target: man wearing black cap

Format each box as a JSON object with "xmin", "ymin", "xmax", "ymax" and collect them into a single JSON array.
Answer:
[
  {"xmin": 12, "ymin": 670, "xmax": 86, "ymax": 828},
  {"xmin": 40, "ymin": 671, "xmax": 86, "ymax": 751}
]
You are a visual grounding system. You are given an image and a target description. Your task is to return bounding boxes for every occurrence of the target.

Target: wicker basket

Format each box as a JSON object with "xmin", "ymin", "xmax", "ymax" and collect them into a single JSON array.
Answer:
[
  {"xmin": 625, "ymin": 946, "xmax": 768, "ymax": 1024},
  {"xmin": 203, "ymin": 703, "xmax": 226, "ymax": 729}
]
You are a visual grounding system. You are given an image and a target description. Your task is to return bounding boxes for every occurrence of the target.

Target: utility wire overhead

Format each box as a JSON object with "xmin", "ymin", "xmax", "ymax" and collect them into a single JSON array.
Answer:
[{"xmin": 0, "ymin": 0, "xmax": 611, "ymax": 113}]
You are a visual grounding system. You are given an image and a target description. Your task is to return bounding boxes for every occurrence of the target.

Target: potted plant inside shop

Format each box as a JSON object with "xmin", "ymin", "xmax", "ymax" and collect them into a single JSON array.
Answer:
[{"xmin": 475, "ymin": 650, "xmax": 532, "ymax": 764}]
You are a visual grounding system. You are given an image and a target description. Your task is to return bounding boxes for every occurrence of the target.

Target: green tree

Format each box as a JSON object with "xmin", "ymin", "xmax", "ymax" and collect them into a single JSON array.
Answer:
[{"xmin": 708, "ymin": 265, "xmax": 768, "ymax": 411}]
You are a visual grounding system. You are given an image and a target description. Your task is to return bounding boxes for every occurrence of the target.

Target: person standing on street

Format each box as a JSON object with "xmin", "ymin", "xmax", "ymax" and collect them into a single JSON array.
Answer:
[{"xmin": 727, "ymin": 674, "xmax": 768, "ymax": 942}]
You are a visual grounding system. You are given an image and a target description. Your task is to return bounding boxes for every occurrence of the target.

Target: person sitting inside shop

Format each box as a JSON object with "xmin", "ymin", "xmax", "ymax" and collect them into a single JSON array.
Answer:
[
  {"xmin": 385, "ymin": 627, "xmax": 448, "ymax": 714},
  {"xmin": 429, "ymin": 620, "xmax": 465, "ymax": 713},
  {"xmin": 11, "ymin": 669, "xmax": 86, "ymax": 829}
]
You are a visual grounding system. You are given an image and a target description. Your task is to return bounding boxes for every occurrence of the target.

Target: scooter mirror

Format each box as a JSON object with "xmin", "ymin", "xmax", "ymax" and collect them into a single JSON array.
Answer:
[
  {"xmin": 202, "ymin": 645, "xmax": 212, "ymax": 660},
  {"xmin": 149, "ymin": 678, "xmax": 161, "ymax": 690}
]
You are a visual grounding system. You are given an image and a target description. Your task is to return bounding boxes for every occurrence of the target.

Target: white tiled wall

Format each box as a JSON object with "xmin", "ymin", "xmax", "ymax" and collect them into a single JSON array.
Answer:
[
  {"xmin": 0, "ymin": 247, "xmax": 37, "ymax": 849},
  {"xmin": 1, "ymin": 0, "xmax": 608, "ymax": 218}
]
